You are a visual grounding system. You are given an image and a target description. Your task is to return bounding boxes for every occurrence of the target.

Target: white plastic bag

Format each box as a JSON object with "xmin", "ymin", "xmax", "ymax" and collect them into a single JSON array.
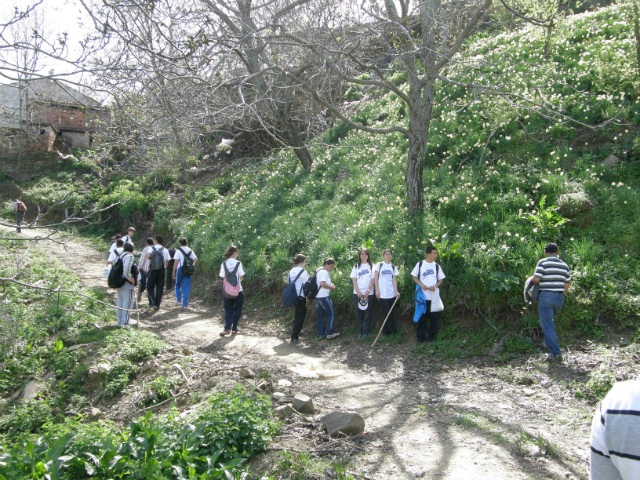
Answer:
[
  {"xmin": 431, "ymin": 288, "xmax": 444, "ymax": 312},
  {"xmin": 103, "ymin": 266, "xmax": 111, "ymax": 279}
]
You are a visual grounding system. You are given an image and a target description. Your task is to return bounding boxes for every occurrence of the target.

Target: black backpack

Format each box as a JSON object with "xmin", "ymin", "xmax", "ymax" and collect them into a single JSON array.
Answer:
[
  {"xmin": 303, "ymin": 267, "xmax": 325, "ymax": 300},
  {"xmin": 282, "ymin": 269, "xmax": 305, "ymax": 308},
  {"xmin": 178, "ymin": 247, "xmax": 195, "ymax": 277},
  {"xmin": 149, "ymin": 246, "xmax": 165, "ymax": 271},
  {"xmin": 108, "ymin": 252, "xmax": 137, "ymax": 288}
]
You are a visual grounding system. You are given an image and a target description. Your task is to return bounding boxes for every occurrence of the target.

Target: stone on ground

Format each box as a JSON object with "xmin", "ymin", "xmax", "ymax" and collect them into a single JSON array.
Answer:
[
  {"xmin": 239, "ymin": 368, "xmax": 255, "ymax": 379},
  {"xmin": 22, "ymin": 380, "xmax": 45, "ymax": 402},
  {"xmin": 274, "ymin": 405, "xmax": 296, "ymax": 420},
  {"xmin": 292, "ymin": 393, "xmax": 315, "ymax": 414},
  {"xmin": 321, "ymin": 411, "xmax": 365, "ymax": 437}
]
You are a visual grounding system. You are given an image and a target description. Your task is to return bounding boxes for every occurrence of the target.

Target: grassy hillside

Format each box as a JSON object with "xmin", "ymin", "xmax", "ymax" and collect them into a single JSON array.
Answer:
[{"xmin": 165, "ymin": 3, "xmax": 640, "ymax": 340}]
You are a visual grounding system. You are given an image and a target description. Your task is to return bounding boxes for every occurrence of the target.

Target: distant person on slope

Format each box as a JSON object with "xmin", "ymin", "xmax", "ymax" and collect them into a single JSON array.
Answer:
[
  {"xmin": 137, "ymin": 237, "xmax": 154, "ymax": 304},
  {"xmin": 375, "ymin": 249, "xmax": 400, "ymax": 338},
  {"xmin": 108, "ymin": 235, "xmax": 122, "ymax": 255},
  {"xmin": 173, "ymin": 237, "xmax": 198, "ymax": 311},
  {"xmin": 219, "ymin": 245, "xmax": 245, "ymax": 336},
  {"xmin": 107, "ymin": 239, "xmax": 124, "ymax": 267},
  {"xmin": 590, "ymin": 380, "xmax": 640, "ymax": 480},
  {"xmin": 146, "ymin": 234, "xmax": 170, "ymax": 310},
  {"xmin": 121, "ymin": 226, "xmax": 135, "ymax": 245},
  {"xmin": 351, "ymin": 248, "xmax": 375, "ymax": 339},
  {"xmin": 412, "ymin": 246, "xmax": 445, "ymax": 345},
  {"xmin": 529, "ymin": 242, "xmax": 571, "ymax": 362},
  {"xmin": 165, "ymin": 245, "xmax": 176, "ymax": 291},
  {"xmin": 13, "ymin": 199, "xmax": 27, "ymax": 233},
  {"xmin": 116, "ymin": 242, "xmax": 136, "ymax": 329},
  {"xmin": 316, "ymin": 258, "xmax": 339, "ymax": 340},
  {"xmin": 289, "ymin": 254, "xmax": 309, "ymax": 344}
]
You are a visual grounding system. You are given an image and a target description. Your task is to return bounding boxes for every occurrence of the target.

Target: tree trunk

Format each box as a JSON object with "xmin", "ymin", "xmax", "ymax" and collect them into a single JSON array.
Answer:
[
  {"xmin": 283, "ymin": 118, "xmax": 313, "ymax": 171},
  {"xmin": 405, "ymin": 90, "xmax": 433, "ymax": 216}
]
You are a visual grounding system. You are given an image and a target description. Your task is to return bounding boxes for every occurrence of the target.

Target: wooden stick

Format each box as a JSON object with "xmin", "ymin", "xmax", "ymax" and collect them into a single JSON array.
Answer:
[{"xmin": 371, "ymin": 296, "xmax": 399, "ymax": 347}]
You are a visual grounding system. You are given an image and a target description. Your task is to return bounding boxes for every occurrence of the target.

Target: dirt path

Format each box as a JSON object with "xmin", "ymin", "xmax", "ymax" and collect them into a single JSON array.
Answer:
[{"xmin": 4, "ymin": 225, "xmax": 594, "ymax": 479}]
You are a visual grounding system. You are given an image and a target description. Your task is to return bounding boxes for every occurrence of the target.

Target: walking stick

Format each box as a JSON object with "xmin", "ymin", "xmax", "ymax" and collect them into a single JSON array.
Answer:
[
  {"xmin": 371, "ymin": 296, "xmax": 399, "ymax": 347},
  {"xmin": 135, "ymin": 296, "xmax": 140, "ymax": 330}
]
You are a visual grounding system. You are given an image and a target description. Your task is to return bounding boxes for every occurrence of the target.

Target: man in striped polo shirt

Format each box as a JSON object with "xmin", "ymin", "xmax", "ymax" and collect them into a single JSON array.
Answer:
[{"xmin": 530, "ymin": 243, "xmax": 571, "ymax": 361}]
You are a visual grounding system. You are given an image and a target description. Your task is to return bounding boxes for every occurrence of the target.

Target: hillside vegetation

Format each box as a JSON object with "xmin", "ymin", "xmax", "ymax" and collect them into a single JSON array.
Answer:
[{"xmin": 153, "ymin": 3, "xmax": 640, "ymax": 343}]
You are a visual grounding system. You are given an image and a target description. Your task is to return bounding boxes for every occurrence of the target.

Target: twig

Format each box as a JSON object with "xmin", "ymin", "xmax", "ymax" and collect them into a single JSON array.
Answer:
[
  {"xmin": 137, "ymin": 392, "xmax": 188, "ymax": 412},
  {"xmin": 474, "ymin": 303, "xmax": 500, "ymax": 334},
  {"xmin": 173, "ymin": 364, "xmax": 189, "ymax": 384}
]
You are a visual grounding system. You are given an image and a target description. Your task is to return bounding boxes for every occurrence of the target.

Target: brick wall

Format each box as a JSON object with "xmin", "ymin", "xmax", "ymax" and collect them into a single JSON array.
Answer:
[{"xmin": 37, "ymin": 105, "xmax": 88, "ymax": 131}]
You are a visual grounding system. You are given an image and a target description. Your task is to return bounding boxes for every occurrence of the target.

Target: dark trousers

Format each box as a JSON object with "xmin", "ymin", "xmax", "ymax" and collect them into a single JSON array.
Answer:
[
  {"xmin": 291, "ymin": 297, "xmax": 307, "ymax": 340},
  {"xmin": 165, "ymin": 259, "xmax": 175, "ymax": 290},
  {"xmin": 224, "ymin": 291, "xmax": 244, "ymax": 331},
  {"xmin": 380, "ymin": 298, "xmax": 398, "ymax": 335},
  {"xmin": 146, "ymin": 269, "xmax": 165, "ymax": 307},
  {"xmin": 416, "ymin": 300, "xmax": 439, "ymax": 341},
  {"xmin": 137, "ymin": 269, "xmax": 148, "ymax": 302},
  {"xmin": 353, "ymin": 294, "xmax": 375, "ymax": 335},
  {"xmin": 15, "ymin": 211, "xmax": 24, "ymax": 233}
]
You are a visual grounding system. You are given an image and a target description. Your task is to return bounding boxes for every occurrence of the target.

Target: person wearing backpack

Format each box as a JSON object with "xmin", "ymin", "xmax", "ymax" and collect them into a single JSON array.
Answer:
[
  {"xmin": 13, "ymin": 199, "xmax": 27, "ymax": 233},
  {"xmin": 315, "ymin": 258, "xmax": 339, "ymax": 340},
  {"xmin": 173, "ymin": 237, "xmax": 198, "ymax": 311},
  {"xmin": 108, "ymin": 235, "xmax": 123, "ymax": 256},
  {"xmin": 121, "ymin": 227, "xmax": 135, "ymax": 245},
  {"xmin": 107, "ymin": 239, "xmax": 125, "ymax": 267},
  {"xmin": 146, "ymin": 234, "xmax": 170, "ymax": 310},
  {"xmin": 115, "ymin": 242, "xmax": 136, "ymax": 329},
  {"xmin": 351, "ymin": 248, "xmax": 375, "ymax": 339},
  {"xmin": 374, "ymin": 249, "xmax": 400, "ymax": 337},
  {"xmin": 137, "ymin": 237, "xmax": 154, "ymax": 304},
  {"xmin": 288, "ymin": 254, "xmax": 309, "ymax": 344},
  {"xmin": 219, "ymin": 245, "xmax": 245, "ymax": 335},
  {"xmin": 165, "ymin": 246, "xmax": 176, "ymax": 291},
  {"xmin": 411, "ymin": 246, "xmax": 446, "ymax": 345}
]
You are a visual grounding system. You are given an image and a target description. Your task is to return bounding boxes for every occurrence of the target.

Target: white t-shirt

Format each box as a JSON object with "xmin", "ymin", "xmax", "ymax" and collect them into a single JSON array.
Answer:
[
  {"xmin": 175, "ymin": 246, "xmax": 197, "ymax": 268},
  {"xmin": 375, "ymin": 262, "xmax": 399, "ymax": 299},
  {"xmin": 107, "ymin": 247, "xmax": 123, "ymax": 264},
  {"xmin": 219, "ymin": 258, "xmax": 245, "ymax": 292},
  {"xmin": 148, "ymin": 245, "xmax": 170, "ymax": 262},
  {"xmin": 122, "ymin": 234, "xmax": 132, "ymax": 244},
  {"xmin": 288, "ymin": 266, "xmax": 308, "ymax": 298},
  {"xmin": 350, "ymin": 263, "xmax": 374, "ymax": 295},
  {"xmin": 108, "ymin": 242, "xmax": 118, "ymax": 253},
  {"xmin": 315, "ymin": 268, "xmax": 331, "ymax": 298},
  {"xmin": 411, "ymin": 260, "xmax": 446, "ymax": 301}
]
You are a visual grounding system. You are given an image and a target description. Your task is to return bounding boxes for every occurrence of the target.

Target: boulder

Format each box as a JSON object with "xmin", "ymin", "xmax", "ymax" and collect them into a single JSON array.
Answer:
[
  {"xmin": 43, "ymin": 372, "xmax": 57, "ymax": 386},
  {"xmin": 603, "ymin": 153, "xmax": 620, "ymax": 169},
  {"xmin": 274, "ymin": 405, "xmax": 296, "ymax": 420},
  {"xmin": 272, "ymin": 392, "xmax": 286, "ymax": 401},
  {"xmin": 87, "ymin": 363, "xmax": 111, "ymax": 382},
  {"xmin": 22, "ymin": 380, "xmax": 45, "ymax": 403},
  {"xmin": 321, "ymin": 411, "xmax": 365, "ymax": 437},
  {"xmin": 277, "ymin": 396, "xmax": 293, "ymax": 404},
  {"xmin": 239, "ymin": 368, "xmax": 255, "ymax": 379},
  {"xmin": 292, "ymin": 393, "xmax": 315, "ymax": 414}
]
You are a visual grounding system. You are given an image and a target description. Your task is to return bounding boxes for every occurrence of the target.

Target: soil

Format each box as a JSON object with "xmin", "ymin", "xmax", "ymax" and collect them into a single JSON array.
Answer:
[{"xmin": 6, "ymin": 224, "xmax": 632, "ymax": 480}]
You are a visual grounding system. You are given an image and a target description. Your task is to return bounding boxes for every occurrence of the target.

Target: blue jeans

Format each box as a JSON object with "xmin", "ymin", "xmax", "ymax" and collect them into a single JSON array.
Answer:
[
  {"xmin": 224, "ymin": 291, "xmax": 244, "ymax": 331},
  {"xmin": 538, "ymin": 291, "xmax": 564, "ymax": 356},
  {"xmin": 175, "ymin": 267, "xmax": 192, "ymax": 307},
  {"xmin": 315, "ymin": 297, "xmax": 335, "ymax": 336}
]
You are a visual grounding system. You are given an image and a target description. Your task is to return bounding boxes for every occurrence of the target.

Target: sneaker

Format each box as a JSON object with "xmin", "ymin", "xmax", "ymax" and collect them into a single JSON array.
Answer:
[
  {"xmin": 545, "ymin": 354, "xmax": 563, "ymax": 363},
  {"xmin": 182, "ymin": 306, "xmax": 191, "ymax": 311},
  {"xmin": 326, "ymin": 333, "xmax": 340, "ymax": 339},
  {"xmin": 416, "ymin": 338, "xmax": 425, "ymax": 346},
  {"xmin": 357, "ymin": 334, "xmax": 363, "ymax": 340},
  {"xmin": 220, "ymin": 329, "xmax": 231, "ymax": 336},
  {"xmin": 231, "ymin": 330, "xmax": 239, "ymax": 335},
  {"xmin": 317, "ymin": 335, "xmax": 326, "ymax": 340},
  {"xmin": 154, "ymin": 306, "xmax": 159, "ymax": 311},
  {"xmin": 290, "ymin": 338, "xmax": 299, "ymax": 344}
]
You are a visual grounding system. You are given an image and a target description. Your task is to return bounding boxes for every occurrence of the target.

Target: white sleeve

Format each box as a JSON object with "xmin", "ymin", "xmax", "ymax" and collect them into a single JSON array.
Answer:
[
  {"xmin": 219, "ymin": 262, "xmax": 225, "ymax": 278},
  {"xmin": 411, "ymin": 263, "xmax": 420, "ymax": 278},
  {"xmin": 237, "ymin": 263, "xmax": 245, "ymax": 277},
  {"xmin": 190, "ymin": 250, "xmax": 197, "ymax": 261},
  {"xmin": 437, "ymin": 265, "xmax": 446, "ymax": 280}
]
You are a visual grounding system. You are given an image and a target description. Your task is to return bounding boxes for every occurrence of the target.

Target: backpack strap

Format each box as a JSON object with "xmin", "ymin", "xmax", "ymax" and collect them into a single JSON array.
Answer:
[
  {"xmin": 289, "ymin": 268, "xmax": 305, "ymax": 284},
  {"xmin": 232, "ymin": 262, "xmax": 240, "ymax": 274},
  {"xmin": 223, "ymin": 261, "xmax": 229, "ymax": 275}
]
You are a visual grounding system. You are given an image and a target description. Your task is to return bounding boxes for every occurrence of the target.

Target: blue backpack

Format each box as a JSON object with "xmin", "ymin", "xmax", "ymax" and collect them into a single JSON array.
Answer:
[{"xmin": 282, "ymin": 269, "xmax": 305, "ymax": 308}]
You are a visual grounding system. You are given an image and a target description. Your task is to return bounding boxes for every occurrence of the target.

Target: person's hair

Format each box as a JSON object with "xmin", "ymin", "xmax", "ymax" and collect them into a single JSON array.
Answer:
[
  {"xmin": 123, "ymin": 242, "xmax": 134, "ymax": 252},
  {"xmin": 323, "ymin": 257, "xmax": 336, "ymax": 266},
  {"xmin": 382, "ymin": 248, "xmax": 393, "ymax": 256},
  {"xmin": 146, "ymin": 237, "xmax": 154, "ymax": 245},
  {"xmin": 115, "ymin": 235, "xmax": 122, "ymax": 240},
  {"xmin": 154, "ymin": 234, "xmax": 164, "ymax": 244},
  {"xmin": 357, "ymin": 248, "xmax": 372, "ymax": 268},
  {"xmin": 426, "ymin": 246, "xmax": 438, "ymax": 255},
  {"xmin": 293, "ymin": 254, "xmax": 306, "ymax": 265},
  {"xmin": 544, "ymin": 243, "xmax": 559, "ymax": 253},
  {"xmin": 116, "ymin": 239, "xmax": 124, "ymax": 247},
  {"xmin": 225, "ymin": 245, "xmax": 238, "ymax": 259},
  {"xmin": 127, "ymin": 227, "xmax": 135, "ymax": 232},
  {"xmin": 179, "ymin": 237, "xmax": 188, "ymax": 246}
]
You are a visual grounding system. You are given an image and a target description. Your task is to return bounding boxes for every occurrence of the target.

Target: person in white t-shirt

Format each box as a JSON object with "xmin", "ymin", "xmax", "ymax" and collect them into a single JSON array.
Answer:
[
  {"xmin": 219, "ymin": 245, "xmax": 245, "ymax": 335},
  {"xmin": 172, "ymin": 237, "xmax": 198, "ymax": 311},
  {"xmin": 108, "ymin": 235, "xmax": 122, "ymax": 256},
  {"xmin": 351, "ymin": 248, "xmax": 375, "ymax": 339},
  {"xmin": 121, "ymin": 227, "xmax": 135, "ymax": 245},
  {"xmin": 374, "ymin": 249, "xmax": 400, "ymax": 337},
  {"xmin": 411, "ymin": 246, "xmax": 446, "ymax": 345},
  {"xmin": 315, "ymin": 258, "xmax": 339, "ymax": 339},
  {"xmin": 289, "ymin": 254, "xmax": 309, "ymax": 343},
  {"xmin": 107, "ymin": 239, "xmax": 125, "ymax": 266}
]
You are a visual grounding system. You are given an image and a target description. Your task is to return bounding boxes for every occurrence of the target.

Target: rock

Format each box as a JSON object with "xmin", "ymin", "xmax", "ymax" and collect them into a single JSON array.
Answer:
[
  {"xmin": 256, "ymin": 380, "xmax": 269, "ymax": 390},
  {"xmin": 520, "ymin": 377, "xmax": 535, "ymax": 386},
  {"xmin": 277, "ymin": 379, "xmax": 292, "ymax": 388},
  {"xmin": 86, "ymin": 407, "xmax": 102, "ymax": 420},
  {"xmin": 204, "ymin": 377, "xmax": 217, "ymax": 389},
  {"xmin": 67, "ymin": 344, "xmax": 85, "ymax": 352},
  {"xmin": 292, "ymin": 394, "xmax": 315, "ymax": 414},
  {"xmin": 189, "ymin": 167, "xmax": 198, "ymax": 176},
  {"xmin": 239, "ymin": 368, "xmax": 255, "ymax": 379},
  {"xmin": 176, "ymin": 394, "xmax": 189, "ymax": 406},
  {"xmin": 523, "ymin": 388, "xmax": 536, "ymax": 397},
  {"xmin": 603, "ymin": 153, "xmax": 620, "ymax": 169},
  {"xmin": 43, "ymin": 372, "xmax": 57, "ymax": 386},
  {"xmin": 182, "ymin": 347, "xmax": 195, "ymax": 356},
  {"xmin": 141, "ymin": 362, "xmax": 155, "ymax": 374},
  {"xmin": 22, "ymin": 380, "xmax": 45, "ymax": 403},
  {"xmin": 277, "ymin": 396, "xmax": 293, "ymax": 404},
  {"xmin": 273, "ymin": 405, "xmax": 296, "ymax": 420},
  {"xmin": 87, "ymin": 363, "xmax": 111, "ymax": 382},
  {"xmin": 272, "ymin": 392, "xmax": 286, "ymax": 401},
  {"xmin": 529, "ymin": 445, "xmax": 542, "ymax": 457},
  {"xmin": 321, "ymin": 411, "xmax": 365, "ymax": 437}
]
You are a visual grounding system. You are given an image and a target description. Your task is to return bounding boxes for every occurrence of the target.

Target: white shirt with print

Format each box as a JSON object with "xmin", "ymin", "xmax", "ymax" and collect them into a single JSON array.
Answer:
[
  {"xmin": 288, "ymin": 266, "xmax": 308, "ymax": 298},
  {"xmin": 219, "ymin": 258, "xmax": 245, "ymax": 292},
  {"xmin": 411, "ymin": 260, "xmax": 446, "ymax": 301},
  {"xmin": 375, "ymin": 262, "xmax": 399, "ymax": 299},
  {"xmin": 315, "ymin": 268, "xmax": 331, "ymax": 298},
  {"xmin": 350, "ymin": 263, "xmax": 374, "ymax": 295}
]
